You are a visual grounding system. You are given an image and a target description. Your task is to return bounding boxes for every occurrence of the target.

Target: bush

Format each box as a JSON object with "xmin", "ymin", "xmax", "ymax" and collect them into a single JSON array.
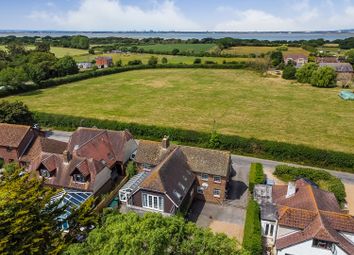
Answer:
[
  {"xmin": 296, "ymin": 63, "xmax": 318, "ymax": 83},
  {"xmin": 274, "ymin": 165, "xmax": 346, "ymax": 205},
  {"xmin": 282, "ymin": 64, "xmax": 297, "ymax": 80},
  {"xmin": 33, "ymin": 112, "xmax": 354, "ymax": 173},
  {"xmin": 126, "ymin": 161, "xmax": 137, "ymax": 178},
  {"xmin": 127, "ymin": 59, "xmax": 143, "ymax": 66},
  {"xmin": 0, "ymin": 101, "xmax": 34, "ymax": 125},
  {"xmin": 161, "ymin": 57, "xmax": 168, "ymax": 64},
  {"xmin": 0, "ymin": 158, "xmax": 3, "ymax": 168},
  {"xmin": 147, "ymin": 56, "xmax": 158, "ymax": 66},
  {"xmin": 243, "ymin": 200, "xmax": 262, "ymax": 255},
  {"xmin": 193, "ymin": 58, "xmax": 202, "ymax": 64},
  {"xmin": 204, "ymin": 60, "xmax": 217, "ymax": 65},
  {"xmin": 270, "ymin": 51, "xmax": 283, "ymax": 67},
  {"xmin": 249, "ymin": 163, "xmax": 265, "ymax": 193},
  {"xmin": 310, "ymin": 66, "xmax": 337, "ymax": 88}
]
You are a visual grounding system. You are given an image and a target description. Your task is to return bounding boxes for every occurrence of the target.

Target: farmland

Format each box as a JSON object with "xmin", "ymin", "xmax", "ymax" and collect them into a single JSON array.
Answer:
[
  {"xmin": 0, "ymin": 45, "xmax": 88, "ymax": 58},
  {"xmin": 6, "ymin": 69, "xmax": 354, "ymax": 154},
  {"xmin": 222, "ymin": 46, "xmax": 310, "ymax": 56},
  {"xmin": 132, "ymin": 43, "xmax": 216, "ymax": 53},
  {"xmin": 74, "ymin": 52, "xmax": 254, "ymax": 65}
]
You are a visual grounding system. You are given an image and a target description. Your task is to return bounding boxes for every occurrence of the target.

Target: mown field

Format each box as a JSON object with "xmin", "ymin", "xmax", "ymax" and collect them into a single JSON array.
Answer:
[
  {"xmin": 222, "ymin": 46, "xmax": 309, "ymax": 55},
  {"xmin": 6, "ymin": 69, "xmax": 354, "ymax": 154},
  {"xmin": 134, "ymin": 43, "xmax": 216, "ymax": 53},
  {"xmin": 74, "ymin": 52, "xmax": 254, "ymax": 65},
  {"xmin": 0, "ymin": 45, "xmax": 88, "ymax": 58}
]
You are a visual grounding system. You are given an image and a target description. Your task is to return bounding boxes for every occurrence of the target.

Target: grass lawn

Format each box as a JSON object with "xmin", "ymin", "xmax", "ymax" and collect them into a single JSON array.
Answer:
[
  {"xmin": 135, "ymin": 43, "xmax": 215, "ymax": 53},
  {"xmin": 5, "ymin": 69, "xmax": 354, "ymax": 154},
  {"xmin": 222, "ymin": 46, "xmax": 309, "ymax": 56},
  {"xmin": 0, "ymin": 45, "xmax": 88, "ymax": 58},
  {"xmin": 74, "ymin": 52, "xmax": 255, "ymax": 65}
]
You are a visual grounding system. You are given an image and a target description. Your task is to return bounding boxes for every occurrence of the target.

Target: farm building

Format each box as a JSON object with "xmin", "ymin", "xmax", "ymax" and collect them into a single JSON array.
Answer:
[
  {"xmin": 283, "ymin": 54, "xmax": 308, "ymax": 68},
  {"xmin": 319, "ymin": 62, "xmax": 354, "ymax": 85},
  {"xmin": 95, "ymin": 56, "xmax": 113, "ymax": 68},
  {"xmin": 315, "ymin": 56, "xmax": 339, "ymax": 63},
  {"xmin": 77, "ymin": 62, "xmax": 93, "ymax": 69}
]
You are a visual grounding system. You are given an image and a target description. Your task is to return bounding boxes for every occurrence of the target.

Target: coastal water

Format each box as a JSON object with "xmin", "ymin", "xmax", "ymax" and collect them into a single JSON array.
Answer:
[{"xmin": 0, "ymin": 31, "xmax": 353, "ymax": 41}]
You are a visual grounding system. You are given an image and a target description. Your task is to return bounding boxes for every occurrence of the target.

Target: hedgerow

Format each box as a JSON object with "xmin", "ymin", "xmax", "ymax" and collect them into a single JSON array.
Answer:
[
  {"xmin": 242, "ymin": 199, "xmax": 262, "ymax": 255},
  {"xmin": 274, "ymin": 165, "xmax": 346, "ymax": 205},
  {"xmin": 33, "ymin": 112, "xmax": 354, "ymax": 172},
  {"xmin": 249, "ymin": 163, "xmax": 265, "ymax": 193}
]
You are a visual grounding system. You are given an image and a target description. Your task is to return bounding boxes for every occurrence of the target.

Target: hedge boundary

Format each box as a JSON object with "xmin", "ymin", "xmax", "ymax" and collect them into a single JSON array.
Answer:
[
  {"xmin": 0, "ymin": 63, "xmax": 249, "ymax": 98},
  {"xmin": 274, "ymin": 165, "xmax": 347, "ymax": 206},
  {"xmin": 242, "ymin": 199, "xmax": 262, "ymax": 255},
  {"xmin": 249, "ymin": 163, "xmax": 265, "ymax": 193},
  {"xmin": 34, "ymin": 112, "xmax": 354, "ymax": 172}
]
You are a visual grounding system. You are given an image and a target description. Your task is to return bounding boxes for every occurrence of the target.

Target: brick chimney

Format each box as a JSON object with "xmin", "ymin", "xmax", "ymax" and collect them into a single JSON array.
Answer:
[
  {"xmin": 63, "ymin": 150, "xmax": 71, "ymax": 163},
  {"xmin": 286, "ymin": 181, "xmax": 296, "ymax": 198},
  {"xmin": 161, "ymin": 136, "xmax": 170, "ymax": 149}
]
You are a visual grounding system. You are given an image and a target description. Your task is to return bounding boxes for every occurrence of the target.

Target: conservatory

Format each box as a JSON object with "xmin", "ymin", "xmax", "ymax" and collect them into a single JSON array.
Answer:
[{"xmin": 119, "ymin": 172, "xmax": 149, "ymax": 202}]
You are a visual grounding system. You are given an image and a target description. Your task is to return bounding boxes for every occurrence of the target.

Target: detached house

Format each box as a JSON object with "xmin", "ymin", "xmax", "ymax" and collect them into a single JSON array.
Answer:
[
  {"xmin": 319, "ymin": 62, "xmax": 354, "ymax": 85},
  {"xmin": 283, "ymin": 54, "xmax": 308, "ymax": 68},
  {"xmin": 123, "ymin": 136, "xmax": 231, "ymax": 215},
  {"xmin": 0, "ymin": 123, "xmax": 37, "ymax": 165},
  {"xmin": 95, "ymin": 56, "xmax": 113, "ymax": 69},
  {"xmin": 254, "ymin": 179, "xmax": 354, "ymax": 255}
]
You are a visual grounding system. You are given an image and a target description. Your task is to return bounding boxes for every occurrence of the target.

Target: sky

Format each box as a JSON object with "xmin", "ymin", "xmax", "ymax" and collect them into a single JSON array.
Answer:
[{"xmin": 1, "ymin": 0, "xmax": 354, "ymax": 31}]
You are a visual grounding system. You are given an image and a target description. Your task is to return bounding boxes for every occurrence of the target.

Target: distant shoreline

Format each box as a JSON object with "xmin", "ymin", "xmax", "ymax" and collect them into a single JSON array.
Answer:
[{"xmin": 1, "ymin": 30, "xmax": 354, "ymax": 40}]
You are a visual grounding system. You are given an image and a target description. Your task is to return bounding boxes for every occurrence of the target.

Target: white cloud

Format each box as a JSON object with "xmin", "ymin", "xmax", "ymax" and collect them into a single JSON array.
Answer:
[{"xmin": 28, "ymin": 0, "xmax": 200, "ymax": 31}]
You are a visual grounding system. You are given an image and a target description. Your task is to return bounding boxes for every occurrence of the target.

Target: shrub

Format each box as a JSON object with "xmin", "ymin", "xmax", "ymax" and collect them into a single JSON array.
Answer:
[
  {"xmin": 0, "ymin": 101, "xmax": 34, "ymax": 125},
  {"xmin": 274, "ymin": 165, "xmax": 346, "ymax": 205},
  {"xmin": 249, "ymin": 163, "xmax": 265, "ymax": 193},
  {"xmin": 243, "ymin": 200, "xmax": 262, "ymax": 255},
  {"xmin": 171, "ymin": 48, "xmax": 180, "ymax": 55},
  {"xmin": 310, "ymin": 66, "xmax": 337, "ymax": 88},
  {"xmin": 126, "ymin": 161, "xmax": 137, "ymax": 178},
  {"xmin": 282, "ymin": 64, "xmax": 297, "ymax": 80},
  {"xmin": 147, "ymin": 56, "xmax": 158, "ymax": 66},
  {"xmin": 161, "ymin": 57, "xmax": 168, "ymax": 64},
  {"xmin": 296, "ymin": 63, "xmax": 318, "ymax": 83},
  {"xmin": 127, "ymin": 59, "xmax": 143, "ymax": 66},
  {"xmin": 204, "ymin": 60, "xmax": 217, "ymax": 65},
  {"xmin": 193, "ymin": 58, "xmax": 202, "ymax": 64},
  {"xmin": 270, "ymin": 51, "xmax": 283, "ymax": 67},
  {"xmin": 0, "ymin": 158, "xmax": 3, "ymax": 168},
  {"xmin": 33, "ymin": 112, "xmax": 354, "ymax": 173}
]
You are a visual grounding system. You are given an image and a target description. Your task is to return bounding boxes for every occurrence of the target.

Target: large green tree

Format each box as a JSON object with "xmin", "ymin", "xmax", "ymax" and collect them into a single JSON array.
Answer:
[
  {"xmin": 0, "ymin": 66, "xmax": 28, "ymax": 87},
  {"xmin": 270, "ymin": 51, "xmax": 283, "ymax": 67},
  {"xmin": 0, "ymin": 101, "xmax": 34, "ymax": 125},
  {"xmin": 65, "ymin": 212, "xmax": 248, "ymax": 255},
  {"xmin": 345, "ymin": 49, "xmax": 354, "ymax": 65},
  {"xmin": 295, "ymin": 62, "xmax": 318, "ymax": 83},
  {"xmin": 55, "ymin": 56, "xmax": 79, "ymax": 77},
  {"xmin": 0, "ymin": 164, "xmax": 65, "ymax": 255},
  {"xmin": 310, "ymin": 66, "xmax": 337, "ymax": 88}
]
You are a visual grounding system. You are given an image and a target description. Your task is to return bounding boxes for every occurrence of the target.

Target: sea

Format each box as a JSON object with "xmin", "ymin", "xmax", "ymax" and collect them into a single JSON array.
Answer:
[{"xmin": 0, "ymin": 30, "xmax": 354, "ymax": 41}]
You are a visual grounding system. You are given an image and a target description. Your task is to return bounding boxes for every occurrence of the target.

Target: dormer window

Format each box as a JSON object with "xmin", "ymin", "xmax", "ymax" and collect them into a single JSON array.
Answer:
[
  {"xmin": 40, "ymin": 169, "xmax": 51, "ymax": 178},
  {"xmin": 73, "ymin": 174, "xmax": 86, "ymax": 183}
]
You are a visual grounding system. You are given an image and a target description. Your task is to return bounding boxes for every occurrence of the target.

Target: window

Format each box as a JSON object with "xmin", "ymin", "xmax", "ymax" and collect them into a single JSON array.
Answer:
[
  {"xmin": 6, "ymin": 147, "xmax": 12, "ymax": 152},
  {"xmin": 142, "ymin": 193, "xmax": 164, "ymax": 211},
  {"xmin": 173, "ymin": 190, "xmax": 182, "ymax": 200},
  {"xmin": 143, "ymin": 163, "xmax": 153, "ymax": 172},
  {"xmin": 201, "ymin": 173, "xmax": 208, "ymax": 181},
  {"xmin": 73, "ymin": 174, "xmax": 86, "ymax": 183},
  {"xmin": 213, "ymin": 189, "xmax": 221, "ymax": 198},
  {"xmin": 264, "ymin": 223, "xmax": 275, "ymax": 237},
  {"xmin": 213, "ymin": 175, "xmax": 221, "ymax": 183},
  {"xmin": 312, "ymin": 239, "xmax": 333, "ymax": 250},
  {"xmin": 40, "ymin": 169, "xmax": 50, "ymax": 178},
  {"xmin": 197, "ymin": 186, "xmax": 204, "ymax": 194},
  {"xmin": 178, "ymin": 182, "xmax": 185, "ymax": 191}
]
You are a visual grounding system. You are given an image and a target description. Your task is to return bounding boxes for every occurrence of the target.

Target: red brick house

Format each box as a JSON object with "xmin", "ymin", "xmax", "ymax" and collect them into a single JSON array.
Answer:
[
  {"xmin": 134, "ymin": 136, "xmax": 231, "ymax": 205},
  {"xmin": 0, "ymin": 123, "xmax": 36, "ymax": 165},
  {"xmin": 95, "ymin": 56, "xmax": 113, "ymax": 68}
]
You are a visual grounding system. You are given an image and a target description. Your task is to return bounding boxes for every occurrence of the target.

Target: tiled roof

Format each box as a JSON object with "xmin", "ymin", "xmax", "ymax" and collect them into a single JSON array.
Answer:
[
  {"xmin": 319, "ymin": 62, "xmax": 354, "ymax": 72},
  {"xmin": 135, "ymin": 139, "xmax": 231, "ymax": 177},
  {"xmin": 21, "ymin": 137, "xmax": 67, "ymax": 162},
  {"xmin": 315, "ymin": 56, "xmax": 339, "ymax": 63},
  {"xmin": 0, "ymin": 123, "xmax": 31, "ymax": 147},
  {"xmin": 274, "ymin": 179, "xmax": 354, "ymax": 254},
  {"xmin": 139, "ymin": 148, "xmax": 195, "ymax": 207},
  {"xmin": 284, "ymin": 54, "xmax": 308, "ymax": 60}
]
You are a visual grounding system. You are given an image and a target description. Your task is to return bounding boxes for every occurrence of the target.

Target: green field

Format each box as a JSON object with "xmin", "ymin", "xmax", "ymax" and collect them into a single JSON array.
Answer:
[
  {"xmin": 74, "ymin": 52, "xmax": 254, "ymax": 65},
  {"xmin": 0, "ymin": 45, "xmax": 88, "ymax": 58},
  {"xmin": 222, "ymin": 46, "xmax": 309, "ymax": 56},
  {"xmin": 6, "ymin": 69, "xmax": 354, "ymax": 154},
  {"xmin": 135, "ymin": 43, "xmax": 215, "ymax": 53}
]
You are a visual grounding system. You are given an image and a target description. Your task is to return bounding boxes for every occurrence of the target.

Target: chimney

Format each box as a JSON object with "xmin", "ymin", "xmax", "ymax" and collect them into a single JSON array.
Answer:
[
  {"xmin": 63, "ymin": 150, "xmax": 71, "ymax": 163},
  {"xmin": 286, "ymin": 181, "xmax": 296, "ymax": 198},
  {"xmin": 161, "ymin": 136, "xmax": 170, "ymax": 149}
]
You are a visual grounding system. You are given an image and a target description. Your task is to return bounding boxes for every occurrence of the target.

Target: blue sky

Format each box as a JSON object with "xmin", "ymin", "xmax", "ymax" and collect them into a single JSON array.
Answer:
[{"xmin": 1, "ymin": 0, "xmax": 354, "ymax": 31}]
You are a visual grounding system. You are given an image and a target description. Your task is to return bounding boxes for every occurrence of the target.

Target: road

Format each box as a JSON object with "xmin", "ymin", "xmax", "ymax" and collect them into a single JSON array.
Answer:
[{"xmin": 231, "ymin": 154, "xmax": 354, "ymax": 184}]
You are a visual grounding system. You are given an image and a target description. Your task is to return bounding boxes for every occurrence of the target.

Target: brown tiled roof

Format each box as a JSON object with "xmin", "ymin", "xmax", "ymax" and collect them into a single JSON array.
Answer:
[
  {"xmin": 274, "ymin": 179, "xmax": 354, "ymax": 254},
  {"xmin": 0, "ymin": 123, "xmax": 31, "ymax": 148},
  {"xmin": 319, "ymin": 62, "xmax": 354, "ymax": 72},
  {"xmin": 139, "ymin": 148, "xmax": 195, "ymax": 207},
  {"xmin": 135, "ymin": 139, "xmax": 231, "ymax": 177},
  {"xmin": 21, "ymin": 137, "xmax": 67, "ymax": 162},
  {"xmin": 284, "ymin": 54, "xmax": 308, "ymax": 60},
  {"xmin": 315, "ymin": 56, "xmax": 339, "ymax": 63}
]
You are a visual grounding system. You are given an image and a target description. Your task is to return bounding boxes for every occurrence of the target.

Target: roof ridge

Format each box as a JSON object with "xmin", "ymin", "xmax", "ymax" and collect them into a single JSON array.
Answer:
[{"xmin": 74, "ymin": 129, "xmax": 106, "ymax": 151}]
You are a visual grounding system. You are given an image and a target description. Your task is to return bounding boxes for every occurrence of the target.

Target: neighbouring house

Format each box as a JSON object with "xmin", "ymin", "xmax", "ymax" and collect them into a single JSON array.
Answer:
[
  {"xmin": 316, "ymin": 56, "xmax": 339, "ymax": 64},
  {"xmin": 77, "ymin": 62, "xmax": 93, "ymax": 69},
  {"xmin": 0, "ymin": 123, "xmax": 37, "ymax": 165},
  {"xmin": 283, "ymin": 54, "xmax": 308, "ymax": 68},
  {"xmin": 254, "ymin": 179, "xmax": 354, "ymax": 255},
  {"xmin": 27, "ymin": 127, "xmax": 138, "ymax": 195},
  {"xmin": 319, "ymin": 62, "xmax": 354, "ymax": 85},
  {"xmin": 95, "ymin": 56, "xmax": 113, "ymax": 68},
  {"xmin": 127, "ymin": 148, "xmax": 196, "ymax": 216},
  {"xmin": 133, "ymin": 136, "xmax": 231, "ymax": 205}
]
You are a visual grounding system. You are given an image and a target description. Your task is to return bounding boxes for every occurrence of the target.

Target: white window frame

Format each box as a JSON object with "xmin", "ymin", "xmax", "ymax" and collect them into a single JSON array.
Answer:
[
  {"xmin": 201, "ymin": 173, "xmax": 208, "ymax": 181},
  {"xmin": 213, "ymin": 175, "xmax": 221, "ymax": 183},
  {"xmin": 197, "ymin": 186, "xmax": 204, "ymax": 194},
  {"xmin": 142, "ymin": 193, "xmax": 164, "ymax": 212},
  {"xmin": 213, "ymin": 188, "xmax": 221, "ymax": 198},
  {"xmin": 264, "ymin": 223, "xmax": 275, "ymax": 237},
  {"xmin": 73, "ymin": 174, "xmax": 86, "ymax": 183},
  {"xmin": 40, "ymin": 168, "xmax": 51, "ymax": 178}
]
